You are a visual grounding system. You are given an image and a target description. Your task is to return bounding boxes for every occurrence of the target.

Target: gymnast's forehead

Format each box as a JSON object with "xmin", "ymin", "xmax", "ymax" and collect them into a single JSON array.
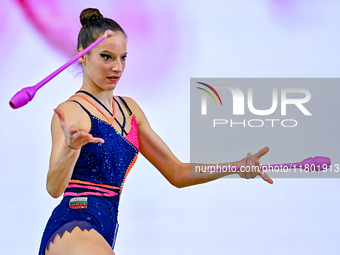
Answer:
[{"xmin": 96, "ymin": 32, "xmax": 127, "ymax": 54}]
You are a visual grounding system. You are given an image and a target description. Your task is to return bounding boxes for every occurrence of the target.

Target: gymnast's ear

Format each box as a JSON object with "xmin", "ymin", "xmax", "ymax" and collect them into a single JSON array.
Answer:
[{"xmin": 78, "ymin": 48, "xmax": 86, "ymax": 64}]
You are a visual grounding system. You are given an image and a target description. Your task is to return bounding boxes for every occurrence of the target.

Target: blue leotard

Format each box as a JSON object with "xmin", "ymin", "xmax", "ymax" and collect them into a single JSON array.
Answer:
[{"xmin": 38, "ymin": 92, "xmax": 139, "ymax": 255}]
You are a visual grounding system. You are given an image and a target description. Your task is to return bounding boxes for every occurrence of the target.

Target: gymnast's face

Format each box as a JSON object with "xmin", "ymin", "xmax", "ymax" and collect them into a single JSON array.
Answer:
[{"xmin": 79, "ymin": 31, "xmax": 127, "ymax": 91}]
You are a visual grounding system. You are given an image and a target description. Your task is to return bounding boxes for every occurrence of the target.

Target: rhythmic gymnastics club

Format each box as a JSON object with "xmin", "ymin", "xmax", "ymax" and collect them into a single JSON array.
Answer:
[
  {"xmin": 9, "ymin": 30, "xmax": 114, "ymax": 109},
  {"xmin": 231, "ymin": 156, "xmax": 331, "ymax": 171}
]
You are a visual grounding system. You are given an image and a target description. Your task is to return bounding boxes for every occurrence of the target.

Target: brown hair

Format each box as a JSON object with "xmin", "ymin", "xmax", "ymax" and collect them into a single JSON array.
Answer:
[{"xmin": 77, "ymin": 8, "xmax": 126, "ymax": 50}]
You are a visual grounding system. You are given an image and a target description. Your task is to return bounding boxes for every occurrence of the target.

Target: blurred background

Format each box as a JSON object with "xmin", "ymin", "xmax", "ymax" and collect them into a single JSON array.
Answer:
[{"xmin": 0, "ymin": 0, "xmax": 339, "ymax": 254}]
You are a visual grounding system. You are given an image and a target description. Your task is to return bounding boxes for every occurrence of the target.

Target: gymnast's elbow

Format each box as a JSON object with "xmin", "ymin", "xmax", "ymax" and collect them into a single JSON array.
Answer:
[
  {"xmin": 46, "ymin": 183, "xmax": 63, "ymax": 199},
  {"xmin": 169, "ymin": 165, "xmax": 189, "ymax": 189},
  {"xmin": 169, "ymin": 179, "xmax": 183, "ymax": 189},
  {"xmin": 170, "ymin": 177, "xmax": 192, "ymax": 189},
  {"xmin": 172, "ymin": 181, "xmax": 187, "ymax": 189}
]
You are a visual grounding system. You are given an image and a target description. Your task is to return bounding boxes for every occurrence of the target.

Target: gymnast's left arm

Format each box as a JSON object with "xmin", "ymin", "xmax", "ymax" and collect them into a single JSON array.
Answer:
[{"xmin": 125, "ymin": 97, "xmax": 273, "ymax": 188}]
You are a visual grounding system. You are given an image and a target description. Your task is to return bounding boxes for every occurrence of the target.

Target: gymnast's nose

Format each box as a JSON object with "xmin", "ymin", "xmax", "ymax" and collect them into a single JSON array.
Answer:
[{"xmin": 112, "ymin": 59, "xmax": 123, "ymax": 73}]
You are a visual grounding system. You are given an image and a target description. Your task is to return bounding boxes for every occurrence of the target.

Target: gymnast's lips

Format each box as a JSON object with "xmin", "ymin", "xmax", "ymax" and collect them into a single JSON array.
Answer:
[{"xmin": 108, "ymin": 76, "xmax": 119, "ymax": 82}]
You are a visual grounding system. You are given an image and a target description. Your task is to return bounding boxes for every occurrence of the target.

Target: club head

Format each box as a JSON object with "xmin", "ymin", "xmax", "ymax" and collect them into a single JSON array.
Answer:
[
  {"xmin": 9, "ymin": 86, "xmax": 37, "ymax": 109},
  {"xmin": 299, "ymin": 156, "xmax": 331, "ymax": 171}
]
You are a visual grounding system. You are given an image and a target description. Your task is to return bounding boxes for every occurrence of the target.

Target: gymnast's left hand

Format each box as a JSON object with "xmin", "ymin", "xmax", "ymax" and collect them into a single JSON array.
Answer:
[{"xmin": 237, "ymin": 147, "xmax": 273, "ymax": 184}]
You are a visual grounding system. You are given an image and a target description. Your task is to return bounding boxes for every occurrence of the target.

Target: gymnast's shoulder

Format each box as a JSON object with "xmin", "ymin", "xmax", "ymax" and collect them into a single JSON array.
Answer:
[
  {"xmin": 117, "ymin": 96, "xmax": 148, "ymax": 126},
  {"xmin": 51, "ymin": 99, "xmax": 91, "ymax": 133}
]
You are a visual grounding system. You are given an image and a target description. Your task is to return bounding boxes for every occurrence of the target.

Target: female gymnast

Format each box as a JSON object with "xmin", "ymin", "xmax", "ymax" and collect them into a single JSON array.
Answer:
[{"xmin": 38, "ymin": 8, "xmax": 273, "ymax": 255}]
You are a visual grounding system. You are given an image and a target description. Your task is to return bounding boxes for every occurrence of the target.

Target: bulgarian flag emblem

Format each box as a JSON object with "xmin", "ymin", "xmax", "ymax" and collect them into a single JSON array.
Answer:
[{"xmin": 69, "ymin": 197, "xmax": 88, "ymax": 209}]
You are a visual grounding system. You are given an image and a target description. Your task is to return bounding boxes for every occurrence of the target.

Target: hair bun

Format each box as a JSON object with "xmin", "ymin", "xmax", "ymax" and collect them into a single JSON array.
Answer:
[{"xmin": 80, "ymin": 8, "xmax": 104, "ymax": 26}]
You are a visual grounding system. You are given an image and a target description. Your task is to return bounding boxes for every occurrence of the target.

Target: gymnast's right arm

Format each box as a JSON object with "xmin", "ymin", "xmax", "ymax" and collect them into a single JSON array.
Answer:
[{"xmin": 46, "ymin": 102, "xmax": 104, "ymax": 198}]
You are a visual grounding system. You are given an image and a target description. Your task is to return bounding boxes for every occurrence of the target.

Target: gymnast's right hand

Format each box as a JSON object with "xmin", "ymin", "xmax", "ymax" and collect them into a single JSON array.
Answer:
[{"xmin": 54, "ymin": 108, "xmax": 104, "ymax": 150}]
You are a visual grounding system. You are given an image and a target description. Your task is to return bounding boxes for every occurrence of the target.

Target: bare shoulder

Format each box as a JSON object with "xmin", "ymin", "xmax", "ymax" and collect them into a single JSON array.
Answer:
[
  {"xmin": 119, "ymin": 96, "xmax": 140, "ymax": 111},
  {"xmin": 52, "ymin": 100, "xmax": 91, "ymax": 132},
  {"xmin": 119, "ymin": 96, "xmax": 147, "ymax": 125}
]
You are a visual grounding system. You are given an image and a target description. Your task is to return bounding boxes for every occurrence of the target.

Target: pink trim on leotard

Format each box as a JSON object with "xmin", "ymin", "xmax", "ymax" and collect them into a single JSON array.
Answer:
[
  {"xmin": 125, "ymin": 116, "xmax": 139, "ymax": 151},
  {"xmin": 69, "ymin": 94, "xmax": 116, "ymax": 125},
  {"xmin": 68, "ymin": 179, "xmax": 120, "ymax": 190},
  {"xmin": 64, "ymin": 191, "xmax": 117, "ymax": 197},
  {"xmin": 63, "ymin": 184, "xmax": 119, "ymax": 197}
]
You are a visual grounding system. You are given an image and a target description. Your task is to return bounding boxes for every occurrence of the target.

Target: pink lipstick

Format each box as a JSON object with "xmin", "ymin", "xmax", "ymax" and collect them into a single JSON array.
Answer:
[{"xmin": 108, "ymin": 76, "xmax": 119, "ymax": 82}]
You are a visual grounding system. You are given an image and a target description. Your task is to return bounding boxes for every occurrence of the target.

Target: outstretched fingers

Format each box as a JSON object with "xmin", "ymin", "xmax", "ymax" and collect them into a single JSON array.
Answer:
[
  {"xmin": 54, "ymin": 108, "xmax": 80, "ymax": 136},
  {"xmin": 54, "ymin": 108, "xmax": 105, "ymax": 149},
  {"xmin": 258, "ymin": 170, "xmax": 274, "ymax": 184},
  {"xmin": 254, "ymin": 147, "xmax": 270, "ymax": 160},
  {"xmin": 77, "ymin": 131, "xmax": 105, "ymax": 144},
  {"xmin": 247, "ymin": 147, "xmax": 274, "ymax": 184},
  {"xmin": 54, "ymin": 108, "xmax": 69, "ymax": 128},
  {"xmin": 253, "ymin": 147, "xmax": 273, "ymax": 184}
]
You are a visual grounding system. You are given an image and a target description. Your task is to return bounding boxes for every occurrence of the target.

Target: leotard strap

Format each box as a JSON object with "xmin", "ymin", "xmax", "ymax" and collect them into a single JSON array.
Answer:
[
  {"xmin": 71, "ymin": 91, "xmax": 131, "ymax": 136},
  {"xmin": 117, "ymin": 96, "xmax": 133, "ymax": 116},
  {"xmin": 67, "ymin": 99, "xmax": 92, "ymax": 116},
  {"xmin": 70, "ymin": 92, "xmax": 116, "ymax": 125},
  {"xmin": 113, "ymin": 97, "xmax": 127, "ymax": 135}
]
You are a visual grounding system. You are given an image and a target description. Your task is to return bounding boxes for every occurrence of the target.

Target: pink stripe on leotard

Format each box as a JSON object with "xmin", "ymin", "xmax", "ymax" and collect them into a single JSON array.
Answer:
[
  {"xmin": 125, "ymin": 116, "xmax": 139, "ymax": 151},
  {"xmin": 64, "ymin": 191, "xmax": 117, "ymax": 197},
  {"xmin": 63, "ymin": 184, "xmax": 119, "ymax": 197}
]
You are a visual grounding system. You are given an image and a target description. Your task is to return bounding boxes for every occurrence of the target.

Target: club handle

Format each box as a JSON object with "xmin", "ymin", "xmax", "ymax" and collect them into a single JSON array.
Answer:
[
  {"xmin": 232, "ymin": 156, "xmax": 331, "ymax": 171},
  {"xmin": 214, "ymin": 157, "xmax": 331, "ymax": 171},
  {"xmin": 9, "ymin": 30, "xmax": 113, "ymax": 109}
]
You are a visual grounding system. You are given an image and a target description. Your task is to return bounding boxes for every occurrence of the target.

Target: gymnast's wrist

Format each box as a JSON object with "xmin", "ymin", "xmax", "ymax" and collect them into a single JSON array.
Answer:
[
  {"xmin": 230, "ymin": 160, "xmax": 243, "ymax": 174},
  {"xmin": 64, "ymin": 140, "xmax": 80, "ymax": 150}
]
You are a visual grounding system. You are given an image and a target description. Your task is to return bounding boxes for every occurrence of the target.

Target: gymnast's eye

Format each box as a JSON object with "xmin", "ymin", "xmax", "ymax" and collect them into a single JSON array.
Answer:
[
  {"xmin": 121, "ymin": 55, "xmax": 127, "ymax": 61},
  {"xmin": 100, "ymin": 54, "xmax": 112, "ymax": 60}
]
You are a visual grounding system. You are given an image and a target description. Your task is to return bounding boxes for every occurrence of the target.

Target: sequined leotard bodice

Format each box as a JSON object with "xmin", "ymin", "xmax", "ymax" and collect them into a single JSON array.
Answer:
[{"xmin": 38, "ymin": 92, "xmax": 139, "ymax": 255}]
